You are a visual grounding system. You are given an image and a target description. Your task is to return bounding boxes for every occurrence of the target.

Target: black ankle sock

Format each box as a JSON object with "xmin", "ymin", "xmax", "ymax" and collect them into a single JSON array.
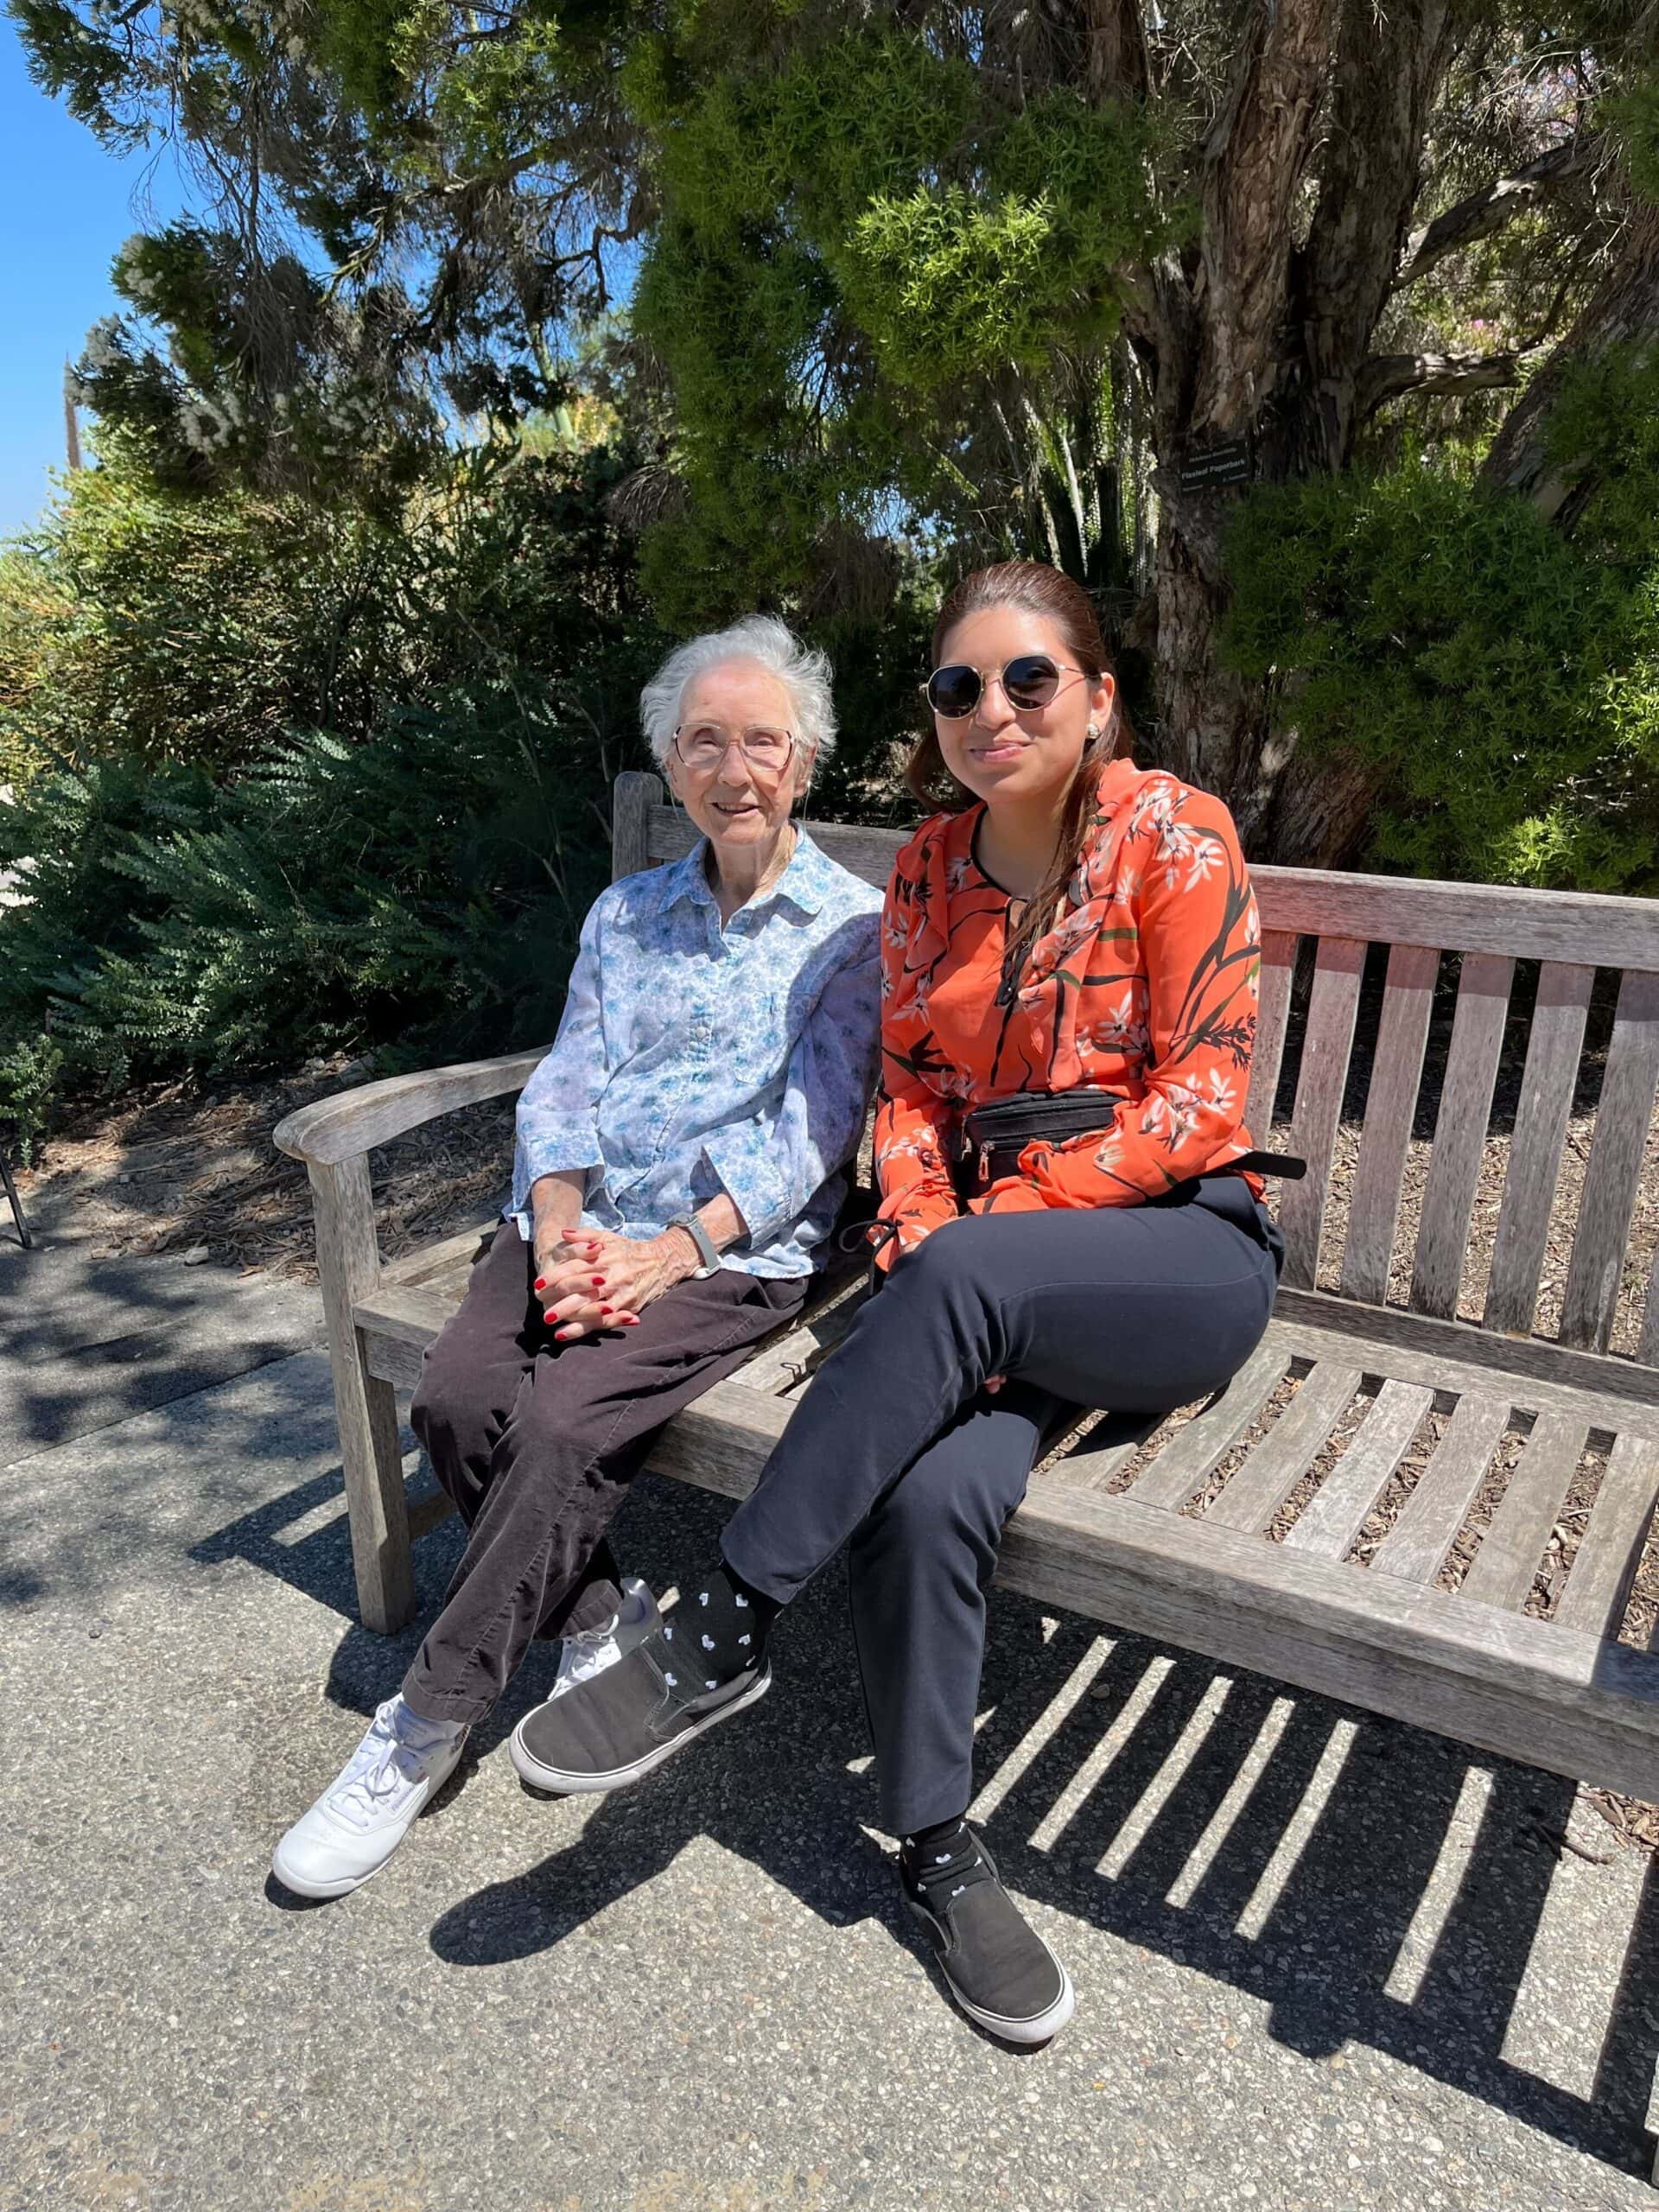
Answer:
[
  {"xmin": 902, "ymin": 1815, "xmax": 971, "ymax": 1873},
  {"xmin": 661, "ymin": 1560, "xmax": 779, "ymax": 1687}
]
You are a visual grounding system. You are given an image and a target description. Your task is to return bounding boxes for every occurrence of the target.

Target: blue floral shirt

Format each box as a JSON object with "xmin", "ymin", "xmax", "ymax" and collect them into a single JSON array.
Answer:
[{"xmin": 507, "ymin": 830, "xmax": 884, "ymax": 1277}]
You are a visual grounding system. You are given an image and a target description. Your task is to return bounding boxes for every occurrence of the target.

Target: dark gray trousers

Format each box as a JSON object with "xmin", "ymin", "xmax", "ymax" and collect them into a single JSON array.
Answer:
[
  {"xmin": 720, "ymin": 1176, "xmax": 1284, "ymax": 1835},
  {"xmin": 404, "ymin": 1225, "xmax": 804, "ymax": 1725}
]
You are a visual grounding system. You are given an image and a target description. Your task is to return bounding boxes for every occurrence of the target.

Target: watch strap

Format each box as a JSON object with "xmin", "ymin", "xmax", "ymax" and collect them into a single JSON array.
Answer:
[{"xmin": 669, "ymin": 1212, "xmax": 721, "ymax": 1279}]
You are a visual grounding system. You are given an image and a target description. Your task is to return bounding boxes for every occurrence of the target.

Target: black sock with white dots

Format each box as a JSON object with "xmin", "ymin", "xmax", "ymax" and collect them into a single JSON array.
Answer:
[
  {"xmin": 902, "ymin": 1815, "xmax": 970, "ymax": 1873},
  {"xmin": 900, "ymin": 1815, "xmax": 990, "ymax": 1905},
  {"xmin": 659, "ymin": 1560, "xmax": 779, "ymax": 1691}
]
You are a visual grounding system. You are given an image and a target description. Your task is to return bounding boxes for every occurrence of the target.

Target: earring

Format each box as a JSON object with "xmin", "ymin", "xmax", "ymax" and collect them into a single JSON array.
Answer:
[{"xmin": 1086, "ymin": 723, "xmax": 1102, "ymax": 742}]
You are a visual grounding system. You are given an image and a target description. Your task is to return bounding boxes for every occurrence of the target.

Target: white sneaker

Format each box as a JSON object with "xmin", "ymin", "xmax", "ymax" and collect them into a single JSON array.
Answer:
[
  {"xmin": 547, "ymin": 1577, "xmax": 660, "ymax": 1700},
  {"xmin": 271, "ymin": 1697, "xmax": 468, "ymax": 1900}
]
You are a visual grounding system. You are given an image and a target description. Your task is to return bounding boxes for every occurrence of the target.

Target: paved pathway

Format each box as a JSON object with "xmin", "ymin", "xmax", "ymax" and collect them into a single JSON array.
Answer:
[{"xmin": 3, "ymin": 1211, "xmax": 1657, "ymax": 2210}]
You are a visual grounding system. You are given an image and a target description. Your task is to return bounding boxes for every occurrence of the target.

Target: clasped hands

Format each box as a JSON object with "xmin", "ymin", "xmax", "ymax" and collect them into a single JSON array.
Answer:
[{"xmin": 532, "ymin": 1224, "xmax": 698, "ymax": 1341}]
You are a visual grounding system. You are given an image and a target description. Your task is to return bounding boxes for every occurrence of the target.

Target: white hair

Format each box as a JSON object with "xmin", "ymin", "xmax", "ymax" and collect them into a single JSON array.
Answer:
[{"xmin": 639, "ymin": 615, "xmax": 837, "ymax": 769}]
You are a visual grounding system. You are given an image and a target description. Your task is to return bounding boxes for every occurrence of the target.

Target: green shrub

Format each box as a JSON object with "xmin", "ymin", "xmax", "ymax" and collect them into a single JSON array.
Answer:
[
  {"xmin": 1221, "ymin": 447, "xmax": 1659, "ymax": 892},
  {"xmin": 0, "ymin": 422, "xmax": 931, "ymax": 1103},
  {"xmin": 0, "ymin": 438, "xmax": 662, "ymax": 783},
  {"xmin": 0, "ymin": 1033, "xmax": 64, "ymax": 1165},
  {"xmin": 0, "ymin": 679, "xmax": 648, "ymax": 1086},
  {"xmin": 0, "ymin": 440, "xmax": 672, "ymax": 1089}
]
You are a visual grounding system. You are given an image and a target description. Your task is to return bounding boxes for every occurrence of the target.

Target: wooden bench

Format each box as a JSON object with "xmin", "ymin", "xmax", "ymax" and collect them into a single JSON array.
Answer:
[{"xmin": 274, "ymin": 770, "xmax": 1659, "ymax": 1809}]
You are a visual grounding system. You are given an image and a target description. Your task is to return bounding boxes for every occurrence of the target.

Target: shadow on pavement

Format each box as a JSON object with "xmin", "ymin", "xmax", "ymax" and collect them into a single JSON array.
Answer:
[
  {"xmin": 0, "ymin": 1235, "xmax": 321, "ymax": 1465},
  {"xmin": 224, "ymin": 1461, "xmax": 1659, "ymax": 2181}
]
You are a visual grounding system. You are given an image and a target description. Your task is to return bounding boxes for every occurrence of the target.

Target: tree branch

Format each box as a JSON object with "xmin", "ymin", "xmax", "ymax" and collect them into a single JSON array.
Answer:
[
  {"xmin": 1480, "ymin": 200, "xmax": 1659, "ymax": 519},
  {"xmin": 1356, "ymin": 342, "xmax": 1549, "ymax": 416},
  {"xmin": 1393, "ymin": 137, "xmax": 1600, "ymax": 294}
]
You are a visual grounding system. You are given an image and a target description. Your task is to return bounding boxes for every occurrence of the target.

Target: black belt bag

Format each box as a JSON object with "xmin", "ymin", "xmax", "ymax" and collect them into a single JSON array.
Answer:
[{"xmin": 953, "ymin": 1084, "xmax": 1307, "ymax": 1200}]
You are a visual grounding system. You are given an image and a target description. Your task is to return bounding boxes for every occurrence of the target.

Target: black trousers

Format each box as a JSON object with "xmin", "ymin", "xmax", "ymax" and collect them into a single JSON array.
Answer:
[
  {"xmin": 404, "ymin": 1226, "xmax": 804, "ymax": 1725},
  {"xmin": 721, "ymin": 1176, "xmax": 1284, "ymax": 1836}
]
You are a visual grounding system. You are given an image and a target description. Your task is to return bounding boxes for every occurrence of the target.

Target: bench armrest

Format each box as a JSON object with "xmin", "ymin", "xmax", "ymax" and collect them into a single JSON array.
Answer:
[{"xmin": 272, "ymin": 1047, "xmax": 548, "ymax": 1169}]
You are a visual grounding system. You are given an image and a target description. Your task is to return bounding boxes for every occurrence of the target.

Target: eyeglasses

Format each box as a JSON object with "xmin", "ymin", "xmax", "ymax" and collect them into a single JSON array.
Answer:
[
  {"xmin": 672, "ymin": 722, "xmax": 797, "ymax": 772},
  {"xmin": 922, "ymin": 654, "xmax": 1090, "ymax": 720}
]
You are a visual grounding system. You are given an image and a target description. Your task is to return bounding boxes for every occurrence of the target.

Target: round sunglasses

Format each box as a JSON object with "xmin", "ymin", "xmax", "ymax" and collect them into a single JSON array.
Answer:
[{"xmin": 921, "ymin": 653, "xmax": 1090, "ymax": 720}]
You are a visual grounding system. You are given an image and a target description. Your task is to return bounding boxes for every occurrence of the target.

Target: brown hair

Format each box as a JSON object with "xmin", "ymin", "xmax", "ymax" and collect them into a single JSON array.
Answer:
[{"xmin": 906, "ymin": 561, "xmax": 1134, "ymax": 995}]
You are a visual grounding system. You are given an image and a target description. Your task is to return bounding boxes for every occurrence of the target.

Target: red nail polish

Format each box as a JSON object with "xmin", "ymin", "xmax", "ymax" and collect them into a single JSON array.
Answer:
[
  {"xmin": 600, "ymin": 1305, "xmax": 614, "ymax": 1315},
  {"xmin": 543, "ymin": 1311, "xmax": 557, "ymax": 1325},
  {"xmin": 533, "ymin": 1277, "xmax": 547, "ymax": 1292}
]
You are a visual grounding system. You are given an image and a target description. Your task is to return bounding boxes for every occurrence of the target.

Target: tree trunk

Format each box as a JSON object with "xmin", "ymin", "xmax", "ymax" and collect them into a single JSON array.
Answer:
[
  {"xmin": 1147, "ymin": 490, "xmax": 1379, "ymax": 865},
  {"xmin": 1132, "ymin": 0, "xmax": 1461, "ymax": 864}
]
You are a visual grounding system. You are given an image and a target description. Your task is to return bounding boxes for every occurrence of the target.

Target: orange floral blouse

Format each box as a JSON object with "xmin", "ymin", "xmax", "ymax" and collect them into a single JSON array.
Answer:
[{"xmin": 873, "ymin": 757, "xmax": 1264, "ymax": 1265}]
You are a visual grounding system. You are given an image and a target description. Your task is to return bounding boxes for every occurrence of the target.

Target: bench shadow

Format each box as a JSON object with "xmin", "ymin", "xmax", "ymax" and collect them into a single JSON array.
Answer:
[
  {"xmin": 188, "ymin": 1446, "xmax": 446, "ymax": 1624},
  {"xmin": 243, "ymin": 1471, "xmax": 1659, "ymax": 2177}
]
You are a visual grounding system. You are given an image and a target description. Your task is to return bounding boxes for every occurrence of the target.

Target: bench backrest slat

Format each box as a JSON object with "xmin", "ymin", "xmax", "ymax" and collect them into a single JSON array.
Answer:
[
  {"xmin": 1246, "ymin": 929, "xmax": 1298, "ymax": 1142},
  {"xmin": 1481, "ymin": 961, "xmax": 1596, "ymax": 1334},
  {"xmin": 613, "ymin": 772, "xmax": 1659, "ymax": 1379},
  {"xmin": 1337, "ymin": 941, "xmax": 1440, "ymax": 1305},
  {"xmin": 1275, "ymin": 935, "xmax": 1365, "ymax": 1292},
  {"xmin": 1407, "ymin": 950, "xmax": 1516, "ymax": 1320},
  {"xmin": 1558, "ymin": 969, "xmax": 1659, "ymax": 1353}
]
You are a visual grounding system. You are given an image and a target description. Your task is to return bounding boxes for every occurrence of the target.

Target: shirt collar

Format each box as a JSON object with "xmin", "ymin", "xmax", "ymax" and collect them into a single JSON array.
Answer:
[{"xmin": 643, "ymin": 825, "xmax": 832, "ymax": 922}]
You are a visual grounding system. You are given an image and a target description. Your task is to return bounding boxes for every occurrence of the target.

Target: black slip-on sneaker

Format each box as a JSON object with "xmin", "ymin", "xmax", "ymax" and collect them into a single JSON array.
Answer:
[
  {"xmin": 901, "ymin": 1827, "xmax": 1075, "ymax": 2044},
  {"xmin": 509, "ymin": 1629, "xmax": 770, "ymax": 1794}
]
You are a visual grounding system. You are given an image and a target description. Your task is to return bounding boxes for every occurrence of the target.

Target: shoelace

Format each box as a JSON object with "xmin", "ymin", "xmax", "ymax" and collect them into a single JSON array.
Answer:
[
  {"xmin": 329, "ymin": 1707, "xmax": 448, "ymax": 1825},
  {"xmin": 566, "ymin": 1611, "xmax": 622, "ymax": 1650}
]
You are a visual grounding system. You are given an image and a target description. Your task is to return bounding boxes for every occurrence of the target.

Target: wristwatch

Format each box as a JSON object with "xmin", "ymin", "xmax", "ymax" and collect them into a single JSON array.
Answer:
[{"xmin": 668, "ymin": 1211, "xmax": 721, "ymax": 1280}]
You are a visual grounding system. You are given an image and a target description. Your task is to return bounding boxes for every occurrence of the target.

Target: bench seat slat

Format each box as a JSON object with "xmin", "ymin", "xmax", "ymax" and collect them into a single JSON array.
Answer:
[
  {"xmin": 734, "ymin": 1272, "xmax": 865, "ymax": 1395},
  {"xmin": 1202, "ymin": 1361, "xmax": 1362, "ymax": 1534},
  {"xmin": 1368, "ymin": 1390, "xmax": 1511, "ymax": 1586},
  {"xmin": 1643, "ymin": 1240, "xmax": 1659, "ymax": 1370},
  {"xmin": 1043, "ymin": 1409, "xmax": 1166, "ymax": 1489},
  {"xmin": 1459, "ymin": 1409, "xmax": 1588, "ymax": 1612},
  {"xmin": 1338, "ymin": 943, "xmax": 1440, "ymax": 1306},
  {"xmin": 1281, "ymin": 1378, "xmax": 1433, "ymax": 1560},
  {"xmin": 1124, "ymin": 1338, "xmax": 1294, "ymax": 1510},
  {"xmin": 1554, "ymin": 1433, "xmax": 1659, "ymax": 1640},
  {"xmin": 1482, "ymin": 963, "xmax": 1594, "ymax": 1337}
]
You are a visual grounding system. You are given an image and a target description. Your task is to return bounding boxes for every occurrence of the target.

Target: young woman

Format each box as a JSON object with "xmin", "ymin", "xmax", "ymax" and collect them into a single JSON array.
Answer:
[{"xmin": 513, "ymin": 563, "xmax": 1284, "ymax": 2045}]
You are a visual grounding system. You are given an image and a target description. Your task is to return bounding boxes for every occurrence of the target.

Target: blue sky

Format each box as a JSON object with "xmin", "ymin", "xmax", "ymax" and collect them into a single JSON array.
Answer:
[{"xmin": 0, "ymin": 16, "xmax": 188, "ymax": 539}]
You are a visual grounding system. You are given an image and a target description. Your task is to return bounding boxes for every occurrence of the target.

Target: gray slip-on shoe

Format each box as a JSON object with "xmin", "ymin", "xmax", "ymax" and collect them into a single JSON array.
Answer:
[
  {"xmin": 902, "ymin": 1828, "xmax": 1075, "ymax": 2044},
  {"xmin": 509, "ymin": 1630, "xmax": 770, "ymax": 1794}
]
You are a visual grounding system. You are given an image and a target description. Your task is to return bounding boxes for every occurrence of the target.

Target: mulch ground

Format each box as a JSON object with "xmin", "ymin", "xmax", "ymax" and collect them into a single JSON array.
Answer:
[{"xmin": 11, "ymin": 1054, "xmax": 515, "ymax": 1281}]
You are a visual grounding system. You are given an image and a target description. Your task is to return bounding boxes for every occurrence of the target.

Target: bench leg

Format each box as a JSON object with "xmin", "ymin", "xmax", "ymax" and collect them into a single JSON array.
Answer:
[
  {"xmin": 308, "ymin": 1154, "xmax": 416, "ymax": 1635},
  {"xmin": 1, "ymin": 1153, "xmax": 33, "ymax": 1250}
]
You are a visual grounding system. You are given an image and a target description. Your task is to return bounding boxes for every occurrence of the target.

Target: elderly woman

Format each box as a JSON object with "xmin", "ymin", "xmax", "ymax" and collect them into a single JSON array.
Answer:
[{"xmin": 272, "ymin": 615, "xmax": 882, "ymax": 1900}]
